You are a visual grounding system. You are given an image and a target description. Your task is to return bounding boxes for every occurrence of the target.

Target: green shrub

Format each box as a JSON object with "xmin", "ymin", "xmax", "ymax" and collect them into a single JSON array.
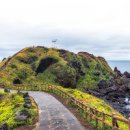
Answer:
[
  {"xmin": 0, "ymin": 92, "xmax": 38, "ymax": 129},
  {"xmin": 56, "ymin": 65, "xmax": 77, "ymax": 88}
]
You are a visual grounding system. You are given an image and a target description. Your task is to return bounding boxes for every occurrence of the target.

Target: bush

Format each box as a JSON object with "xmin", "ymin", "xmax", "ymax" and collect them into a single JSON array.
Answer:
[
  {"xmin": 56, "ymin": 65, "xmax": 77, "ymax": 88},
  {"xmin": 10, "ymin": 64, "xmax": 17, "ymax": 69},
  {"xmin": 16, "ymin": 70, "xmax": 28, "ymax": 80}
]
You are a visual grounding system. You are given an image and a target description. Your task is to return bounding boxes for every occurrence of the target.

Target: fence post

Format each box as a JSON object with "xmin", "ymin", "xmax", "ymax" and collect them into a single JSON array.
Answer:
[
  {"xmin": 102, "ymin": 111, "xmax": 105, "ymax": 130},
  {"xmin": 86, "ymin": 106, "xmax": 88, "ymax": 120},
  {"xmin": 112, "ymin": 113, "xmax": 115, "ymax": 130},
  {"xmin": 90, "ymin": 108, "xmax": 92, "ymax": 122},
  {"xmin": 112, "ymin": 112, "xmax": 119, "ymax": 130},
  {"xmin": 66, "ymin": 95, "xmax": 69, "ymax": 104},
  {"xmin": 95, "ymin": 109, "xmax": 98, "ymax": 129},
  {"xmin": 128, "ymin": 118, "xmax": 130, "ymax": 130}
]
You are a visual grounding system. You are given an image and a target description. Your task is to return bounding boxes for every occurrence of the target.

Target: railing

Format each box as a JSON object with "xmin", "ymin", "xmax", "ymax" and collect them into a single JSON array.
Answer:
[{"xmin": 7, "ymin": 84, "xmax": 130, "ymax": 130}]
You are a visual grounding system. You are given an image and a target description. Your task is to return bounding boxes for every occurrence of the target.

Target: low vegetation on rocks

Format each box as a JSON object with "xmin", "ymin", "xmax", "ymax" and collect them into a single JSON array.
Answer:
[
  {"xmin": 58, "ymin": 86, "xmax": 127, "ymax": 129},
  {"xmin": 0, "ymin": 90, "xmax": 38, "ymax": 129},
  {"xmin": 86, "ymin": 67, "xmax": 130, "ymax": 118}
]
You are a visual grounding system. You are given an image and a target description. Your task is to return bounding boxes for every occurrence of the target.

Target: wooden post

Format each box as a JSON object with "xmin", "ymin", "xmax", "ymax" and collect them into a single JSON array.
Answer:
[
  {"xmin": 66, "ymin": 96, "xmax": 69, "ymax": 104},
  {"xmin": 85, "ymin": 105, "xmax": 88, "ymax": 120},
  {"xmin": 128, "ymin": 118, "xmax": 130, "ymax": 130},
  {"xmin": 90, "ymin": 108, "xmax": 92, "ymax": 122},
  {"xmin": 112, "ymin": 113, "xmax": 115, "ymax": 130},
  {"xmin": 112, "ymin": 112, "xmax": 118, "ymax": 130},
  {"xmin": 102, "ymin": 111, "xmax": 105, "ymax": 130},
  {"xmin": 95, "ymin": 109, "xmax": 98, "ymax": 129}
]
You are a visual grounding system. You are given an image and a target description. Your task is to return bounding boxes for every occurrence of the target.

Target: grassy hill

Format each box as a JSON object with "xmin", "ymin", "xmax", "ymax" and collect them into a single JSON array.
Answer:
[
  {"xmin": 0, "ymin": 46, "xmax": 113, "ymax": 89},
  {"xmin": 0, "ymin": 46, "xmax": 128, "ymax": 129}
]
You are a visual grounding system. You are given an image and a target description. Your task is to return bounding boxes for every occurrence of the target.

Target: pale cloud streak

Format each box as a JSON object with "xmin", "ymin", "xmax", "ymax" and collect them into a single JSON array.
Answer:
[{"xmin": 0, "ymin": 0, "xmax": 130, "ymax": 60}]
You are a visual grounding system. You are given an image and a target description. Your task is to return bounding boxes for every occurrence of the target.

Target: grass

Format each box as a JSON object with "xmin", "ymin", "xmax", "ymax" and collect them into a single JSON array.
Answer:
[
  {"xmin": 77, "ymin": 60, "xmax": 111, "ymax": 89},
  {"xmin": 58, "ymin": 86, "xmax": 128, "ymax": 130},
  {"xmin": 0, "ymin": 91, "xmax": 7, "ymax": 95},
  {"xmin": 2, "ymin": 84, "xmax": 128, "ymax": 129},
  {"xmin": 0, "ymin": 46, "xmax": 113, "ymax": 89},
  {"xmin": 0, "ymin": 91, "xmax": 38, "ymax": 129}
]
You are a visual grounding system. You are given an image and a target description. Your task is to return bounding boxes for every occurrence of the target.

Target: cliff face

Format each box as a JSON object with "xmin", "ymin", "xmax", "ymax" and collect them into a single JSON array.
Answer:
[{"xmin": 0, "ymin": 46, "xmax": 113, "ymax": 88}]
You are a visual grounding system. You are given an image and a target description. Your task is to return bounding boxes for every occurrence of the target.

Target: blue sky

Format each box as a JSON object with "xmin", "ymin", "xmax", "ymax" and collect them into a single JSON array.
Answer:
[{"xmin": 0, "ymin": 0, "xmax": 130, "ymax": 60}]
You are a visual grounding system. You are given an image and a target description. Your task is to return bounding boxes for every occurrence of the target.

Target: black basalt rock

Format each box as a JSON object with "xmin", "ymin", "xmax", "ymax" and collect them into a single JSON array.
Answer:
[{"xmin": 0, "ymin": 123, "xmax": 10, "ymax": 130}]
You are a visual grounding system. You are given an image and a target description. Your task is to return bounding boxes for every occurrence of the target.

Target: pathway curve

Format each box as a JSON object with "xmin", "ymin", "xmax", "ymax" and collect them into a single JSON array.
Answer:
[{"xmin": 29, "ymin": 91, "xmax": 85, "ymax": 130}]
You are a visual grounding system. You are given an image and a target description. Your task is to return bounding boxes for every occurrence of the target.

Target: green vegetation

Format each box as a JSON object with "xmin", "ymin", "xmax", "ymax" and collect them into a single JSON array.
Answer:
[
  {"xmin": 0, "ymin": 91, "xmax": 38, "ymax": 129},
  {"xmin": 1, "ymin": 46, "xmax": 126, "ymax": 129},
  {"xmin": 59, "ymin": 86, "xmax": 120, "ymax": 114},
  {"xmin": 0, "ymin": 46, "xmax": 113, "ymax": 89},
  {"xmin": 0, "ymin": 91, "xmax": 7, "ymax": 95},
  {"xmin": 58, "ymin": 86, "xmax": 127, "ymax": 130},
  {"xmin": 4, "ymin": 84, "xmax": 127, "ymax": 130}
]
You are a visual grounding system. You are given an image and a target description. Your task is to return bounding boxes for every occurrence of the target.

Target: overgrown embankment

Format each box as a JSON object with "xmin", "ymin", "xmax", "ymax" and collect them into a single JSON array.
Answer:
[{"xmin": 0, "ymin": 90, "xmax": 38, "ymax": 129}]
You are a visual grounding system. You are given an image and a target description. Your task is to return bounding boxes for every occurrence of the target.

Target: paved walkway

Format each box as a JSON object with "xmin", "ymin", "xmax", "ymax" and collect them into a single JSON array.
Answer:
[{"xmin": 29, "ymin": 91, "xmax": 85, "ymax": 130}]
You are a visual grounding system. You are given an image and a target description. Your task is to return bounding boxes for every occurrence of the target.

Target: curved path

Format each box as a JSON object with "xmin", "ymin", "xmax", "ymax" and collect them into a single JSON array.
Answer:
[{"xmin": 29, "ymin": 91, "xmax": 85, "ymax": 130}]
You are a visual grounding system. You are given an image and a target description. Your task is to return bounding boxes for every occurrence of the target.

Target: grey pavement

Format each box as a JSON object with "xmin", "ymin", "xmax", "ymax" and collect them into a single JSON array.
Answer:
[
  {"xmin": 0, "ymin": 89, "xmax": 85, "ymax": 130},
  {"xmin": 29, "ymin": 91, "xmax": 85, "ymax": 130}
]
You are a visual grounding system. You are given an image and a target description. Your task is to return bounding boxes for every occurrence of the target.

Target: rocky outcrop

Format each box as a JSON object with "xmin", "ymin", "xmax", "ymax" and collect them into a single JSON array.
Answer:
[
  {"xmin": 15, "ymin": 92, "xmax": 32, "ymax": 121},
  {"xmin": 15, "ymin": 110, "xmax": 30, "ymax": 121},
  {"xmin": 124, "ymin": 71, "xmax": 130, "ymax": 78},
  {"xmin": 4, "ymin": 88, "xmax": 10, "ymax": 93},
  {"xmin": 97, "ymin": 79, "xmax": 108, "ymax": 89},
  {"xmin": 86, "ymin": 67, "xmax": 130, "ymax": 117},
  {"xmin": 114, "ymin": 67, "xmax": 122, "ymax": 77}
]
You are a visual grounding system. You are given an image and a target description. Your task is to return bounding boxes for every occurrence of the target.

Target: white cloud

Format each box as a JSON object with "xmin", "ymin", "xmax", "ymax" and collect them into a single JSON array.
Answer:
[{"xmin": 0, "ymin": 0, "xmax": 130, "ymax": 60}]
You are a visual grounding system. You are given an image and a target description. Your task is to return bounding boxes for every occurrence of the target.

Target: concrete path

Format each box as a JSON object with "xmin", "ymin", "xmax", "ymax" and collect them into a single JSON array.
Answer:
[{"xmin": 29, "ymin": 91, "xmax": 85, "ymax": 130}]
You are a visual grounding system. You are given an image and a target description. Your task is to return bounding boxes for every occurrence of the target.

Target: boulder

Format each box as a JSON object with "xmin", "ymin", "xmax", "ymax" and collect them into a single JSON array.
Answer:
[
  {"xmin": 127, "ymin": 83, "xmax": 130, "ymax": 90},
  {"xmin": 108, "ymin": 92, "xmax": 125, "ymax": 98},
  {"xmin": 69, "ymin": 59, "xmax": 85, "ymax": 76},
  {"xmin": 0, "ymin": 123, "xmax": 10, "ymax": 130},
  {"xmin": 106, "ymin": 86, "xmax": 117, "ymax": 92},
  {"xmin": 108, "ymin": 78, "xmax": 115, "ymax": 87},
  {"xmin": 115, "ymin": 76, "xmax": 128, "ymax": 86},
  {"xmin": 23, "ymin": 92, "xmax": 29, "ymax": 98},
  {"xmin": 4, "ymin": 88, "xmax": 10, "ymax": 93},
  {"xmin": 99, "ymin": 86, "xmax": 117, "ymax": 94},
  {"xmin": 15, "ymin": 110, "xmax": 30, "ymax": 121},
  {"xmin": 97, "ymin": 79, "xmax": 108, "ymax": 89},
  {"xmin": 124, "ymin": 71, "xmax": 130, "ymax": 78},
  {"xmin": 24, "ymin": 103, "xmax": 32, "ymax": 109},
  {"xmin": 114, "ymin": 67, "xmax": 122, "ymax": 77},
  {"xmin": 24, "ymin": 97, "xmax": 31, "ymax": 103}
]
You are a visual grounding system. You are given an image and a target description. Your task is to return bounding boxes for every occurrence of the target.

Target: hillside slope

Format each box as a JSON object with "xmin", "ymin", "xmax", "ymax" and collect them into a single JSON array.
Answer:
[{"xmin": 0, "ymin": 46, "xmax": 113, "ymax": 89}]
